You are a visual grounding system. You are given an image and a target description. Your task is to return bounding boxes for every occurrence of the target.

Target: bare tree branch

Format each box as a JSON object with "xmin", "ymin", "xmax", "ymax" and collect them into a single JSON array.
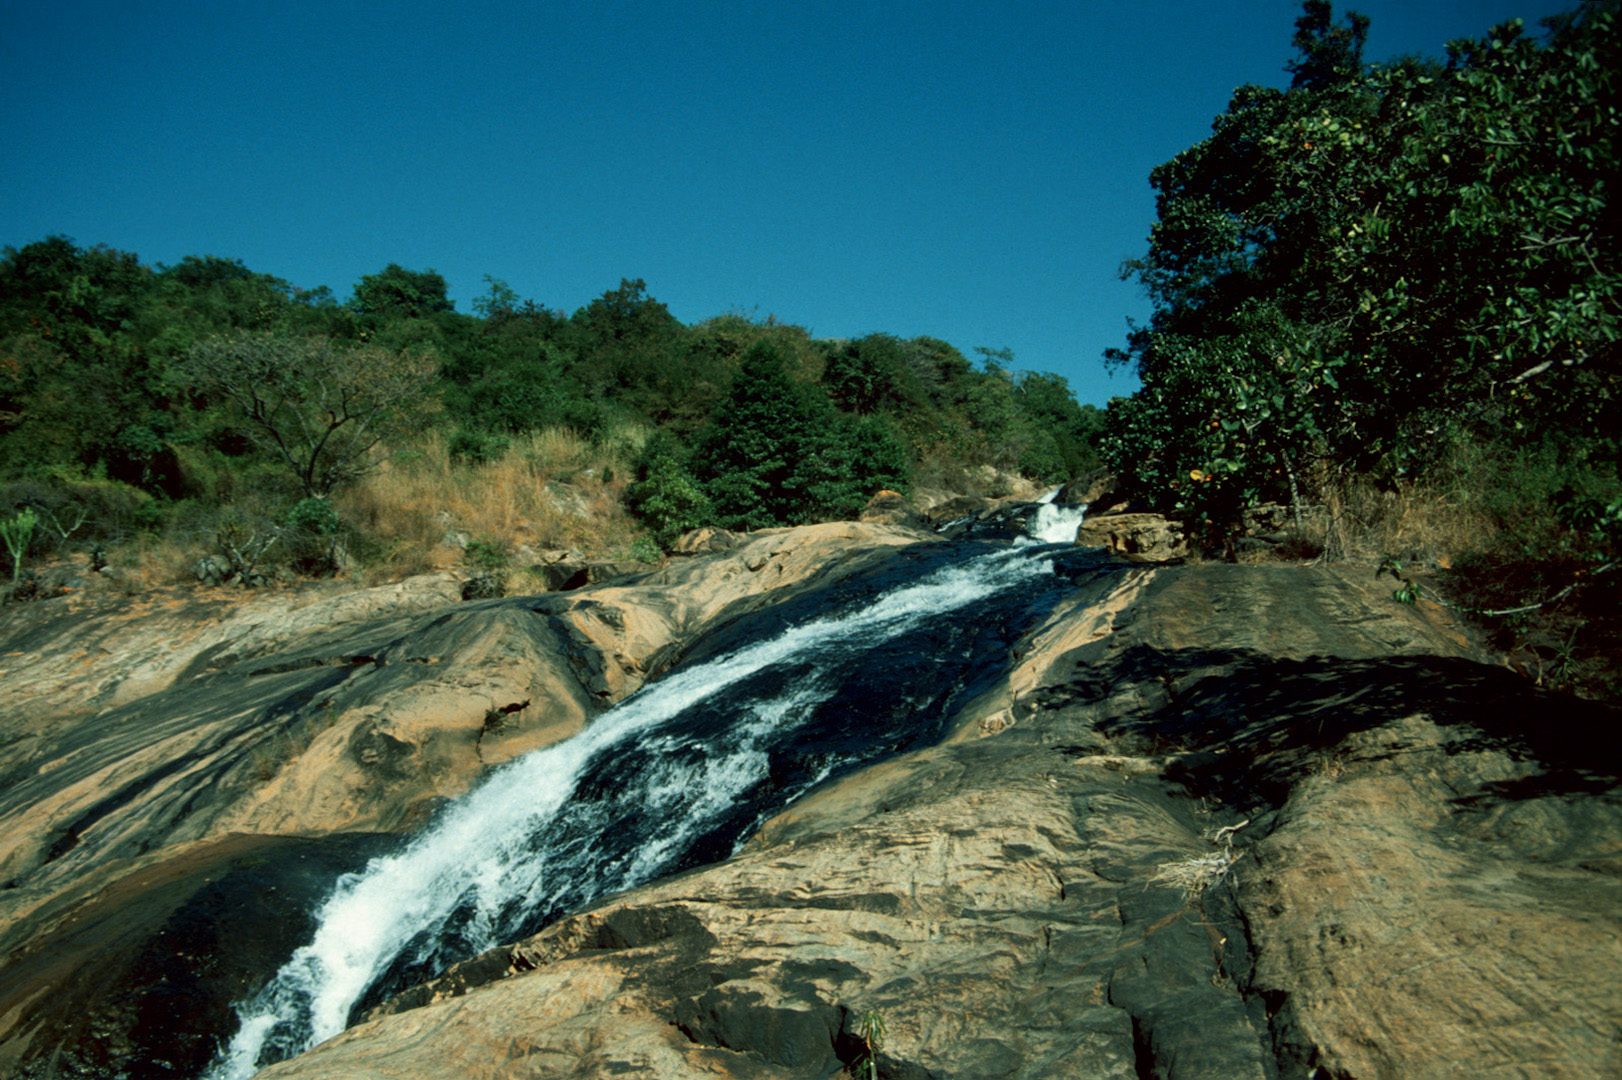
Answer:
[{"xmin": 183, "ymin": 334, "xmax": 440, "ymax": 497}]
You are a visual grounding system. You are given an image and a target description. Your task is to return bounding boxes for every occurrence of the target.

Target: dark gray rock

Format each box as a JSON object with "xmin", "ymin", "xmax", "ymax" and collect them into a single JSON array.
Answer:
[{"xmin": 263, "ymin": 561, "xmax": 1620, "ymax": 1080}]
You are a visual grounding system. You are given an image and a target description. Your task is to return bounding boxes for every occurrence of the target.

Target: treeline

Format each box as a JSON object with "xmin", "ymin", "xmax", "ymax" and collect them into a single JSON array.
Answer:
[
  {"xmin": 1103, "ymin": 1, "xmax": 1617, "ymax": 688},
  {"xmin": 0, "ymin": 240, "xmax": 1103, "ymax": 576}
]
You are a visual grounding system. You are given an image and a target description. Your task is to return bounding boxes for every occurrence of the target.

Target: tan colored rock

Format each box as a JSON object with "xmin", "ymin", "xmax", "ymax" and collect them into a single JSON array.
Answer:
[
  {"xmin": 0, "ymin": 572, "xmax": 466, "ymax": 726},
  {"xmin": 669, "ymin": 526, "xmax": 742, "ymax": 555},
  {"xmin": 4, "ymin": 536, "xmax": 1618, "ymax": 1080},
  {"xmin": 1239, "ymin": 713, "xmax": 1621, "ymax": 1079},
  {"xmin": 256, "ymin": 560, "xmax": 1619, "ymax": 1080},
  {"xmin": 857, "ymin": 489, "xmax": 929, "ymax": 530},
  {"xmin": 0, "ymin": 520, "xmax": 940, "ymax": 1044},
  {"xmin": 964, "ymin": 463, "xmax": 1045, "ymax": 500},
  {"xmin": 1068, "ymin": 471, "xmax": 1117, "ymax": 505},
  {"xmin": 1077, "ymin": 511, "xmax": 1188, "ymax": 560}
]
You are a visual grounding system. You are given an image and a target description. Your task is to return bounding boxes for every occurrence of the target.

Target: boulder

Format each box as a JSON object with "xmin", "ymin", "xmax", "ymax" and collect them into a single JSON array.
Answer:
[
  {"xmin": 192, "ymin": 554, "xmax": 234, "ymax": 585},
  {"xmin": 963, "ymin": 464, "xmax": 1045, "ymax": 500},
  {"xmin": 526, "ymin": 557, "xmax": 590, "ymax": 592},
  {"xmin": 583, "ymin": 558, "xmax": 649, "ymax": 584},
  {"xmin": 924, "ymin": 493, "xmax": 996, "ymax": 523},
  {"xmin": 1066, "ymin": 469, "xmax": 1117, "ymax": 506},
  {"xmin": 1078, "ymin": 511, "xmax": 1187, "ymax": 561},
  {"xmin": 857, "ymin": 489, "xmax": 929, "ymax": 530},
  {"xmin": 670, "ymin": 527, "xmax": 742, "ymax": 555},
  {"xmin": 543, "ymin": 481, "xmax": 591, "ymax": 519}
]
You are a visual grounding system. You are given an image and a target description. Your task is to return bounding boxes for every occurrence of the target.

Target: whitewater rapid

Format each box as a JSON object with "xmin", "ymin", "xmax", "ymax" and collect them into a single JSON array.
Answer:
[
  {"xmin": 1031, "ymin": 487, "xmax": 1088, "ymax": 544},
  {"xmin": 205, "ymin": 538, "xmax": 1087, "ymax": 1077}
]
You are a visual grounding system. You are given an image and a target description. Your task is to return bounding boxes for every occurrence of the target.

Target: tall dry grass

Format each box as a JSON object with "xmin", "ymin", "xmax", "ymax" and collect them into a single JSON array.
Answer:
[
  {"xmin": 1327, "ymin": 475, "xmax": 1500, "ymax": 569},
  {"xmin": 337, "ymin": 425, "xmax": 651, "ymax": 582}
]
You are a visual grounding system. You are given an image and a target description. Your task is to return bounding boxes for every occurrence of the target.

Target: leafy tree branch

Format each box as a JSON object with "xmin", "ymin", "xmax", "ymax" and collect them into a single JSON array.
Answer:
[{"xmin": 183, "ymin": 333, "xmax": 439, "ymax": 497}]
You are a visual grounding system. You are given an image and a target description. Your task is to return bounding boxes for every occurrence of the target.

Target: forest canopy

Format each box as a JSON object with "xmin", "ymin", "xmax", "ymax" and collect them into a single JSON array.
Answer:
[
  {"xmin": 1103, "ymin": 1, "xmax": 1616, "ymax": 539},
  {"xmin": 0, "ymin": 239, "xmax": 1102, "ymax": 565}
]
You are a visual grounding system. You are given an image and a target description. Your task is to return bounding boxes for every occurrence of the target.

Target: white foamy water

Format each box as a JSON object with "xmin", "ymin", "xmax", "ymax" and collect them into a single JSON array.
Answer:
[
  {"xmin": 206, "ymin": 543, "xmax": 1060, "ymax": 1078},
  {"xmin": 1030, "ymin": 486, "xmax": 1088, "ymax": 544}
]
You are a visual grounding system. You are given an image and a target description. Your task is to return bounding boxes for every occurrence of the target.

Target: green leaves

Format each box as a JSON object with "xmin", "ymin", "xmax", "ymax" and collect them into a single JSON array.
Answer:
[
  {"xmin": 0, "ymin": 507, "xmax": 38, "ymax": 583},
  {"xmin": 628, "ymin": 433, "xmax": 714, "ymax": 549},
  {"xmin": 690, "ymin": 342, "xmax": 910, "ymax": 531},
  {"xmin": 1106, "ymin": 2, "xmax": 1618, "ymax": 536},
  {"xmin": 350, "ymin": 264, "xmax": 454, "ymax": 319}
]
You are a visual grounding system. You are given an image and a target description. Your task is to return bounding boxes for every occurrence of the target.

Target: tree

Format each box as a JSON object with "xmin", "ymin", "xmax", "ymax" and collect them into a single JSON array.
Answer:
[
  {"xmin": 822, "ymin": 335, "xmax": 916, "ymax": 416},
  {"xmin": 350, "ymin": 264, "xmax": 454, "ymax": 319},
  {"xmin": 692, "ymin": 341, "xmax": 908, "ymax": 529},
  {"xmin": 0, "ymin": 237, "xmax": 184, "ymax": 490},
  {"xmin": 183, "ymin": 333, "xmax": 439, "ymax": 497},
  {"xmin": 692, "ymin": 342, "xmax": 822, "ymax": 529},
  {"xmin": 1104, "ymin": 2, "xmax": 1619, "ymax": 538},
  {"xmin": 1286, "ymin": 0, "xmax": 1369, "ymax": 90},
  {"xmin": 471, "ymin": 275, "xmax": 520, "ymax": 319},
  {"xmin": 565, "ymin": 278, "xmax": 686, "ymax": 410},
  {"xmin": 627, "ymin": 432, "xmax": 714, "ymax": 548}
]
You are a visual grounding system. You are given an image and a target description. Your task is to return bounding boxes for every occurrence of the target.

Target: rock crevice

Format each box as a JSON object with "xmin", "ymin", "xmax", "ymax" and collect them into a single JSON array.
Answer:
[{"xmin": 0, "ymin": 525, "xmax": 1616, "ymax": 1079}]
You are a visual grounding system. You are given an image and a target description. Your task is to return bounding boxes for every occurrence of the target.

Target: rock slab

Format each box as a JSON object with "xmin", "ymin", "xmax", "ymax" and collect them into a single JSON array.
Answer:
[{"xmin": 255, "ymin": 563, "xmax": 1622, "ymax": 1079}]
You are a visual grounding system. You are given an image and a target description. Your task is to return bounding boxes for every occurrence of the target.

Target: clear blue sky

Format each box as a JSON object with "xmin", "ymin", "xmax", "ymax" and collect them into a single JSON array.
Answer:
[{"xmin": 1, "ymin": 0, "xmax": 1569, "ymax": 406}]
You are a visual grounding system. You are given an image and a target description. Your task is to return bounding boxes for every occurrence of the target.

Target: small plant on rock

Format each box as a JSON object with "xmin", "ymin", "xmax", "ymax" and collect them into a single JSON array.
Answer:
[
  {"xmin": 1152, "ymin": 819, "xmax": 1249, "ymax": 899},
  {"xmin": 851, "ymin": 1008, "xmax": 886, "ymax": 1080},
  {"xmin": 1, "ymin": 508, "xmax": 38, "ymax": 583}
]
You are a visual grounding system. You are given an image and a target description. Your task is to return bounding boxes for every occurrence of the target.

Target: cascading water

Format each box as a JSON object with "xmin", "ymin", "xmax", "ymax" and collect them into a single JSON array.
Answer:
[
  {"xmin": 205, "ymin": 538, "xmax": 1110, "ymax": 1078},
  {"xmin": 1030, "ymin": 486, "xmax": 1089, "ymax": 544}
]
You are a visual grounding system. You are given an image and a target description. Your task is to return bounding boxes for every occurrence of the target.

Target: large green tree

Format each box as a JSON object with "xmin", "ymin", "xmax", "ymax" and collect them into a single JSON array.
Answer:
[
  {"xmin": 350, "ymin": 264, "xmax": 454, "ymax": 319},
  {"xmin": 691, "ymin": 341, "xmax": 908, "ymax": 530},
  {"xmin": 1103, "ymin": 3, "xmax": 1619, "ymax": 536}
]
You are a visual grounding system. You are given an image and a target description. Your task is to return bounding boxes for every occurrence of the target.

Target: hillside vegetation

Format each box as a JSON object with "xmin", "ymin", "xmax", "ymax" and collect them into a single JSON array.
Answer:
[
  {"xmin": 0, "ymin": 250, "xmax": 1102, "ymax": 591},
  {"xmin": 1101, "ymin": 1, "xmax": 1618, "ymax": 695}
]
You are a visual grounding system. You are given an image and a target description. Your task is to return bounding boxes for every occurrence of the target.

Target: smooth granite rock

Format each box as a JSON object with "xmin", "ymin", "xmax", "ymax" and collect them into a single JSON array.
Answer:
[{"xmin": 253, "ymin": 562, "xmax": 1621, "ymax": 1080}]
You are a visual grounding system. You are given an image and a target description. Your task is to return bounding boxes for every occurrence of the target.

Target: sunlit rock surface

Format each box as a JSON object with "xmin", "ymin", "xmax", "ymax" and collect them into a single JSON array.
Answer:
[
  {"xmin": 261, "ymin": 563, "xmax": 1620, "ymax": 1080},
  {"xmin": 0, "ymin": 524, "xmax": 1617, "ymax": 1079},
  {"xmin": 0, "ymin": 523, "xmax": 932, "ymax": 1076}
]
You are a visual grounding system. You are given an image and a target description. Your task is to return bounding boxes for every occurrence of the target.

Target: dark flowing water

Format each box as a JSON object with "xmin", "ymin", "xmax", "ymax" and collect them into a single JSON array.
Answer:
[{"xmin": 207, "ymin": 526, "xmax": 1106, "ymax": 1077}]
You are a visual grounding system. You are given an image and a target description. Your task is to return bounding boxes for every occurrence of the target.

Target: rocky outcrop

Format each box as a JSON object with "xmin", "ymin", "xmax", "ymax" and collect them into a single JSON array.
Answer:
[
  {"xmin": 2, "ymin": 523, "xmax": 1617, "ymax": 1080},
  {"xmin": 1077, "ymin": 510, "xmax": 1188, "ymax": 561},
  {"xmin": 255, "ymin": 563, "xmax": 1620, "ymax": 1080},
  {"xmin": 0, "ymin": 522, "xmax": 937, "ymax": 1076},
  {"xmin": 858, "ymin": 490, "xmax": 930, "ymax": 530}
]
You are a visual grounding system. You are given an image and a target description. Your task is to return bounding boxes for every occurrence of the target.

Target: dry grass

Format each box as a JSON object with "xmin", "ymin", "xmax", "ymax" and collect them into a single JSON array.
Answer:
[
  {"xmin": 1287, "ymin": 450, "xmax": 1622, "ymax": 700},
  {"xmin": 1152, "ymin": 820, "xmax": 1248, "ymax": 899},
  {"xmin": 1227, "ymin": 468, "xmax": 1505, "ymax": 569},
  {"xmin": 107, "ymin": 531, "xmax": 209, "ymax": 590},
  {"xmin": 336, "ymin": 426, "xmax": 651, "ymax": 583},
  {"xmin": 1328, "ymin": 475, "xmax": 1500, "ymax": 569}
]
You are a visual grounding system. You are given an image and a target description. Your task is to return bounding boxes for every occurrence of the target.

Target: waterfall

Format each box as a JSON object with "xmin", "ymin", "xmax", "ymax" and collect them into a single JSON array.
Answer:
[
  {"xmin": 205, "ymin": 540, "xmax": 1098, "ymax": 1078},
  {"xmin": 1031, "ymin": 486, "xmax": 1088, "ymax": 545}
]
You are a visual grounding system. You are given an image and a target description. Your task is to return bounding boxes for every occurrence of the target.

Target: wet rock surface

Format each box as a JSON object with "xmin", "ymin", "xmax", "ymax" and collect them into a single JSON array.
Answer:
[
  {"xmin": 1, "ymin": 525, "xmax": 1618, "ymax": 1079},
  {"xmin": 0, "ymin": 523, "xmax": 935, "ymax": 1078},
  {"xmin": 261, "ymin": 562, "xmax": 1620, "ymax": 1080}
]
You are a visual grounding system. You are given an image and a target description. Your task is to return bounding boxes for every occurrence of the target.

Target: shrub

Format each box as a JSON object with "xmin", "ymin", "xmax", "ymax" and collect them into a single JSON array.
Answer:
[
  {"xmin": 283, "ymin": 496, "xmax": 343, "ymax": 576},
  {"xmin": 447, "ymin": 427, "xmax": 511, "ymax": 464},
  {"xmin": 628, "ymin": 433, "xmax": 713, "ymax": 548}
]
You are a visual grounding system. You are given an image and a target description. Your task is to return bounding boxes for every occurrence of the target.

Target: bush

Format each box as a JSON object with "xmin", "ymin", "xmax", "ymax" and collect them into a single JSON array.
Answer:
[
  {"xmin": 628, "ymin": 433, "xmax": 713, "ymax": 548},
  {"xmin": 283, "ymin": 496, "xmax": 343, "ymax": 576},
  {"xmin": 448, "ymin": 427, "xmax": 511, "ymax": 464}
]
